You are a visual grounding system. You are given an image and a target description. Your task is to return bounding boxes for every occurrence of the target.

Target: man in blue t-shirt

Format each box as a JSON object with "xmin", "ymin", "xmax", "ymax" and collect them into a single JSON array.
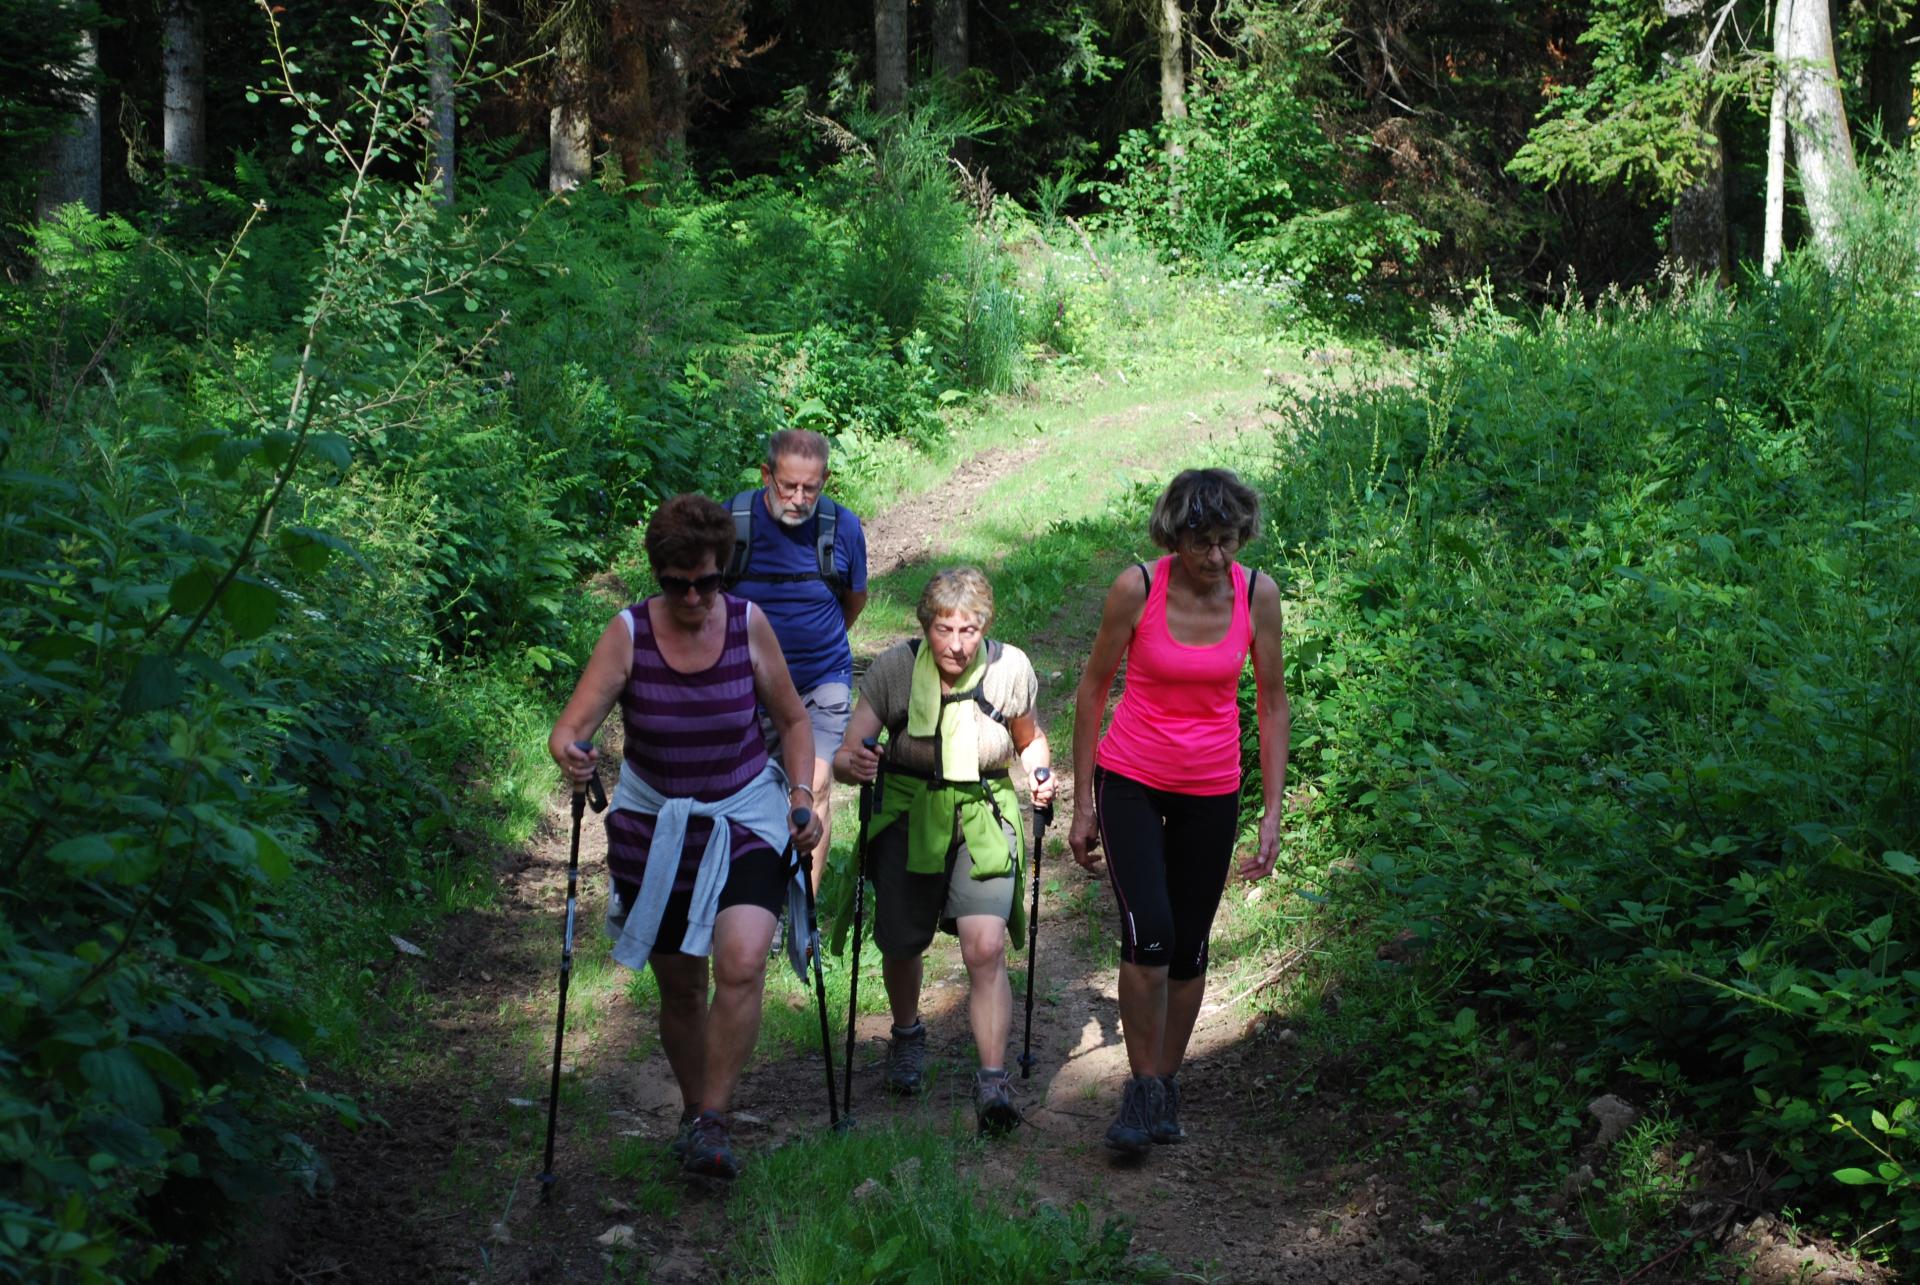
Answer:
[{"xmin": 725, "ymin": 430, "xmax": 869, "ymax": 886}]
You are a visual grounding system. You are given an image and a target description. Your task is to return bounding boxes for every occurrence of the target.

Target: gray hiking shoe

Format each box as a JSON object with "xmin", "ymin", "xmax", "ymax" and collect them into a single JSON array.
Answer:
[
  {"xmin": 885, "ymin": 1021, "xmax": 928, "ymax": 1096},
  {"xmin": 680, "ymin": 1110, "xmax": 738, "ymax": 1181},
  {"xmin": 976, "ymin": 1069, "xmax": 1019, "ymax": 1136},
  {"xmin": 1104, "ymin": 1075, "xmax": 1165, "ymax": 1155},
  {"xmin": 667, "ymin": 1103, "xmax": 700, "ymax": 1159},
  {"xmin": 1151, "ymin": 1075, "xmax": 1185, "ymax": 1144}
]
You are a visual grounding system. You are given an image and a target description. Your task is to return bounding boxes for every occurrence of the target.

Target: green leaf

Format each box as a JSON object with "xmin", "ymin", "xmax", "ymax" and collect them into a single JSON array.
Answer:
[
  {"xmin": 128, "ymin": 1038, "xmax": 200, "ymax": 1094},
  {"xmin": 1833, "ymin": 1167, "xmax": 1879, "ymax": 1185},
  {"xmin": 46, "ymin": 835, "xmax": 119, "ymax": 874},
  {"xmin": 251, "ymin": 827, "xmax": 293, "ymax": 883},
  {"xmin": 219, "ymin": 577, "xmax": 281, "ymax": 639},
  {"xmin": 262, "ymin": 431, "xmax": 299, "ymax": 468},
  {"xmin": 1884, "ymin": 851, "xmax": 1920, "ymax": 878},
  {"xmin": 120, "ymin": 652, "xmax": 185, "ymax": 715},
  {"xmin": 79, "ymin": 1048, "xmax": 163, "ymax": 1125},
  {"xmin": 169, "ymin": 565, "xmax": 219, "ymax": 614},
  {"xmin": 307, "ymin": 433, "xmax": 352, "ymax": 472},
  {"xmin": 277, "ymin": 526, "xmax": 333, "ymax": 574}
]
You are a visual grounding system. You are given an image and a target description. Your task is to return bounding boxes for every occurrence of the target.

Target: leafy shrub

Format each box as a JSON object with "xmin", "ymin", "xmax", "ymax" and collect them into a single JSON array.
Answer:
[
  {"xmin": 1249, "ymin": 210, "xmax": 1920, "ymax": 1247},
  {"xmin": 1099, "ymin": 56, "xmax": 1434, "ymax": 289}
]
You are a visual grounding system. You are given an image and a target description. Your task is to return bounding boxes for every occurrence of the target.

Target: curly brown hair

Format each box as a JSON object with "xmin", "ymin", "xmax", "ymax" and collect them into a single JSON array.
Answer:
[{"xmin": 644, "ymin": 494, "xmax": 734, "ymax": 574}]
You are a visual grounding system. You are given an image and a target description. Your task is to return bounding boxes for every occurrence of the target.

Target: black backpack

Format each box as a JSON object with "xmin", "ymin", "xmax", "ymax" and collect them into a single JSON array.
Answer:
[{"xmin": 724, "ymin": 491, "xmax": 846, "ymax": 595}]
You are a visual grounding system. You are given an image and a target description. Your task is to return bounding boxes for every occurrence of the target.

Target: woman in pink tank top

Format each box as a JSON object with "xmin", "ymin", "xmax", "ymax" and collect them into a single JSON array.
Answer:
[{"xmin": 1067, "ymin": 469, "xmax": 1290, "ymax": 1156}]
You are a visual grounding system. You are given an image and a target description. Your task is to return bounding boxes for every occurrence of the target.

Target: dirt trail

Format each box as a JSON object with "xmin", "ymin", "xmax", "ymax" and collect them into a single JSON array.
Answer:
[{"xmin": 261, "ymin": 377, "xmax": 1608, "ymax": 1283}]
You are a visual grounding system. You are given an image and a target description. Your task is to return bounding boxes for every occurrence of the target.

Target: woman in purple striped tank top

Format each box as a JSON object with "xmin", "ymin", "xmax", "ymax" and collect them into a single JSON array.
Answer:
[{"xmin": 550, "ymin": 495, "xmax": 821, "ymax": 1182}]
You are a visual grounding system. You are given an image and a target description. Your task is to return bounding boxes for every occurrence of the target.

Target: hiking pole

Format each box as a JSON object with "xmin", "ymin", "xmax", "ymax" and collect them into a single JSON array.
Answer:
[
  {"xmin": 790, "ymin": 806, "xmax": 840, "ymax": 1127},
  {"xmin": 842, "ymin": 736, "xmax": 881, "ymax": 1121},
  {"xmin": 539, "ymin": 739, "xmax": 606, "ymax": 1203},
  {"xmin": 1017, "ymin": 768, "xmax": 1053, "ymax": 1080}
]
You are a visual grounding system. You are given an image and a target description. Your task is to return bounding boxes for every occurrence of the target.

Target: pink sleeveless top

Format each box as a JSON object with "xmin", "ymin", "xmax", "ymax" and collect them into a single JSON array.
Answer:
[{"xmin": 1096, "ymin": 557, "xmax": 1252, "ymax": 795}]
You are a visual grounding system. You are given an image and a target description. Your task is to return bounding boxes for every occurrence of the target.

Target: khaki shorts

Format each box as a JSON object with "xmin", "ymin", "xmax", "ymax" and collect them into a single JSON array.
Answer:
[
  {"xmin": 760, "ymin": 680, "xmax": 854, "ymax": 766},
  {"xmin": 869, "ymin": 811, "xmax": 1016, "ymax": 958}
]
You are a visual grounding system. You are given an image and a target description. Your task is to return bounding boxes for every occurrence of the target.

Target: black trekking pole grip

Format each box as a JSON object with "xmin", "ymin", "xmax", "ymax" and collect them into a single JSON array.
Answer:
[
  {"xmin": 572, "ymin": 739, "xmax": 607, "ymax": 813},
  {"xmin": 1018, "ymin": 767, "xmax": 1051, "ymax": 1079}
]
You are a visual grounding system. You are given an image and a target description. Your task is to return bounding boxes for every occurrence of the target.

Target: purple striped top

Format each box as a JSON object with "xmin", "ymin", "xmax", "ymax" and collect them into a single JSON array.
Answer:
[{"xmin": 606, "ymin": 595, "xmax": 774, "ymax": 890}]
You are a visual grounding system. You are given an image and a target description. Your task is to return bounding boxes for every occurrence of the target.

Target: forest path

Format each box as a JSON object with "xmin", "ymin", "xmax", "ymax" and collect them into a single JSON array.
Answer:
[{"xmin": 267, "ymin": 354, "xmax": 1443, "ymax": 1283}]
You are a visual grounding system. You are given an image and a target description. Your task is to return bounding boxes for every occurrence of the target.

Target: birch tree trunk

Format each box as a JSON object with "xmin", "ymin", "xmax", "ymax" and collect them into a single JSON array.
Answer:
[
  {"xmin": 1778, "ymin": 0, "xmax": 1858, "ymax": 268},
  {"xmin": 428, "ymin": 1, "xmax": 455, "ymax": 206},
  {"xmin": 36, "ymin": 22, "xmax": 100, "ymax": 219},
  {"xmin": 875, "ymin": 0, "xmax": 908, "ymax": 114},
  {"xmin": 549, "ymin": 19, "xmax": 592, "ymax": 191},
  {"xmin": 1159, "ymin": 0, "xmax": 1188, "ymax": 167},
  {"xmin": 162, "ymin": 0, "xmax": 205, "ymax": 175},
  {"xmin": 1764, "ymin": 46, "xmax": 1788, "ymax": 274}
]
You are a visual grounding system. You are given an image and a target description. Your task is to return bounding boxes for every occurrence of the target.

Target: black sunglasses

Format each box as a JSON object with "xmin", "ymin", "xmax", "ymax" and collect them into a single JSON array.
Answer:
[{"xmin": 658, "ymin": 572, "xmax": 724, "ymax": 598}]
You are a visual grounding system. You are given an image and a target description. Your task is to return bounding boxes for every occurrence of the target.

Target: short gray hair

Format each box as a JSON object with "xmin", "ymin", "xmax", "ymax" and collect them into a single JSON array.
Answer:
[
  {"xmin": 916, "ymin": 567, "xmax": 995, "ymax": 635},
  {"xmin": 1147, "ymin": 468, "xmax": 1262, "ymax": 552},
  {"xmin": 766, "ymin": 429, "xmax": 829, "ymax": 470}
]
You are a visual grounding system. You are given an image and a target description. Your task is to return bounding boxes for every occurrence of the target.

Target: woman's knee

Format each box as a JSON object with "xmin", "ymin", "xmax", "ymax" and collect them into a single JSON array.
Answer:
[{"xmin": 711, "ymin": 908, "xmax": 776, "ymax": 989}]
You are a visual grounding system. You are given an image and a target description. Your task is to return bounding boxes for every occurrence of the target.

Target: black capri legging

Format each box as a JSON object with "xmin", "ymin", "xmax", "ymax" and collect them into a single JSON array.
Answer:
[{"xmin": 1093, "ymin": 765, "xmax": 1240, "ymax": 980}]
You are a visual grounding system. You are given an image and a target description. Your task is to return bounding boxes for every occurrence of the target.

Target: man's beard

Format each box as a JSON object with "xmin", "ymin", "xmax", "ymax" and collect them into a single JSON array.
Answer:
[{"xmin": 776, "ymin": 499, "xmax": 818, "ymax": 527}]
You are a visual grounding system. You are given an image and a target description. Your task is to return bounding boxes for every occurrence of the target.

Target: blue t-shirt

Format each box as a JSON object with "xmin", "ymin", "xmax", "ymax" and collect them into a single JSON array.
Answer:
[{"xmin": 727, "ymin": 489, "xmax": 868, "ymax": 692}]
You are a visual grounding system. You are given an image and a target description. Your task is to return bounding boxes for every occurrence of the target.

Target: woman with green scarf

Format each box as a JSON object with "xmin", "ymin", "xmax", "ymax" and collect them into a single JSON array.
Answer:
[{"xmin": 832, "ymin": 567, "xmax": 1055, "ymax": 1135}]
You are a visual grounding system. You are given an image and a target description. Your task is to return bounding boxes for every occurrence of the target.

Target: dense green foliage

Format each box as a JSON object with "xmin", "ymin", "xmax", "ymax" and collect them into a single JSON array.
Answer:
[
  {"xmin": 1246, "ymin": 173, "xmax": 1920, "ymax": 1253},
  {"xmin": 0, "ymin": 7, "xmax": 1070, "ymax": 1275}
]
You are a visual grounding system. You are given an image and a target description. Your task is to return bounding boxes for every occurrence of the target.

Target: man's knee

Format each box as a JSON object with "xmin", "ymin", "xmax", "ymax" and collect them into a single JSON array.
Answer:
[{"xmin": 958, "ymin": 922, "xmax": 1008, "ymax": 974}]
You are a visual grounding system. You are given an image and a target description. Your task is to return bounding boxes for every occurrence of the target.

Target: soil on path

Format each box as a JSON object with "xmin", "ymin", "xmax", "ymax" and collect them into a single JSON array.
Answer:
[{"xmin": 255, "ymin": 375, "xmax": 1848, "ymax": 1285}]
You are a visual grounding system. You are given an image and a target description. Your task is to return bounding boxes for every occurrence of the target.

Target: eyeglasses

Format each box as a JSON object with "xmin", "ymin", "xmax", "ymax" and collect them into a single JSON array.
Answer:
[
  {"xmin": 658, "ymin": 572, "xmax": 723, "ymax": 598},
  {"xmin": 1183, "ymin": 534, "xmax": 1240, "ymax": 555},
  {"xmin": 771, "ymin": 477, "xmax": 823, "ymax": 500}
]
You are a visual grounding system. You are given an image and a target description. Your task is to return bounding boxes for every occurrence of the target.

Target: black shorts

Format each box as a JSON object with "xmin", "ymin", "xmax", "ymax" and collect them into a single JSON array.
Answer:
[
  {"xmin": 610, "ymin": 846, "xmax": 787, "ymax": 957},
  {"xmin": 1093, "ymin": 765, "xmax": 1239, "ymax": 980}
]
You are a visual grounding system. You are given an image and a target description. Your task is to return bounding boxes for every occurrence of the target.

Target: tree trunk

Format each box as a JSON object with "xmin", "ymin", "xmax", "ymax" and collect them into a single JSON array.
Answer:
[
  {"xmin": 1865, "ymin": 7, "xmax": 1918, "ymax": 151},
  {"xmin": 162, "ymin": 0, "xmax": 205, "ymax": 175},
  {"xmin": 933, "ymin": 0, "xmax": 966, "ymax": 80},
  {"xmin": 604, "ymin": 0, "xmax": 655, "ymax": 182},
  {"xmin": 1778, "ymin": 0, "xmax": 1858, "ymax": 268},
  {"xmin": 1669, "ymin": 113, "xmax": 1729, "ymax": 283},
  {"xmin": 36, "ymin": 22, "xmax": 100, "ymax": 219},
  {"xmin": 1159, "ymin": 0, "xmax": 1188, "ymax": 165},
  {"xmin": 1764, "ymin": 45, "xmax": 1788, "ymax": 275},
  {"xmin": 549, "ymin": 19, "xmax": 591, "ymax": 191},
  {"xmin": 659, "ymin": 14, "xmax": 690, "ymax": 160},
  {"xmin": 428, "ymin": 1, "xmax": 455, "ymax": 206},
  {"xmin": 874, "ymin": 0, "xmax": 907, "ymax": 114}
]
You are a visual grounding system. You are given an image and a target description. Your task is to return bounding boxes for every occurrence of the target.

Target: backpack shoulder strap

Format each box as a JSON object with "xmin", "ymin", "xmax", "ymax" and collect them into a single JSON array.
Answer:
[
  {"xmin": 724, "ymin": 492, "xmax": 755, "ymax": 585},
  {"xmin": 814, "ymin": 497, "xmax": 846, "ymax": 595},
  {"xmin": 1135, "ymin": 561, "xmax": 1151, "ymax": 593}
]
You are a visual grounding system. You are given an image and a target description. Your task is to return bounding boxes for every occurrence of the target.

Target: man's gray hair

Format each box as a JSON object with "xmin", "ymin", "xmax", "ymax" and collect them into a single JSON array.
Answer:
[
  {"xmin": 916, "ymin": 567, "xmax": 995, "ymax": 635},
  {"xmin": 766, "ymin": 429, "xmax": 830, "ymax": 470}
]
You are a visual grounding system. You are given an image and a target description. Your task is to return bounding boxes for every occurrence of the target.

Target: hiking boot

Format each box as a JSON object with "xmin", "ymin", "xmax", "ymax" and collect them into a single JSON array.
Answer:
[
  {"xmin": 885, "ymin": 1021, "xmax": 928, "ymax": 1096},
  {"xmin": 976, "ymin": 1069, "xmax": 1019, "ymax": 1137},
  {"xmin": 1151, "ymin": 1075, "xmax": 1185, "ymax": 1144},
  {"xmin": 680, "ymin": 1110, "xmax": 738, "ymax": 1181},
  {"xmin": 1103, "ymin": 1074, "xmax": 1164, "ymax": 1155},
  {"xmin": 667, "ymin": 1103, "xmax": 700, "ymax": 1159}
]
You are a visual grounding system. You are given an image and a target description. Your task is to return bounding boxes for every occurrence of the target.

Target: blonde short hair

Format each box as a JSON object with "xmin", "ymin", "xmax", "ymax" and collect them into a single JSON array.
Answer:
[{"xmin": 916, "ymin": 567, "xmax": 994, "ymax": 635}]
